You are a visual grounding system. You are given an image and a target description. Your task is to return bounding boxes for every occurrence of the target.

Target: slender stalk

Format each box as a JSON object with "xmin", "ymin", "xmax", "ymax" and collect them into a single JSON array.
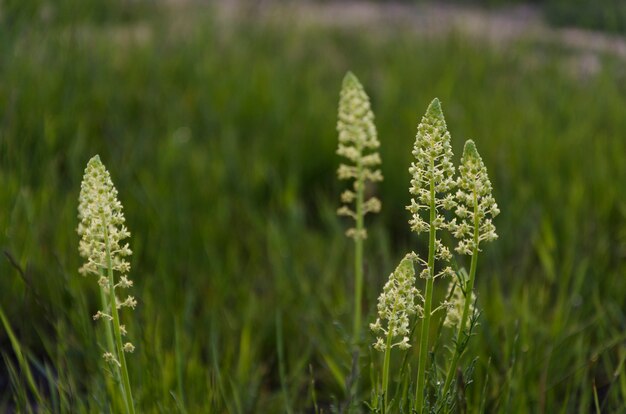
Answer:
[
  {"xmin": 441, "ymin": 193, "xmax": 479, "ymax": 402},
  {"xmin": 336, "ymin": 72, "xmax": 382, "ymax": 345},
  {"xmin": 99, "ymin": 280, "xmax": 124, "ymax": 408},
  {"xmin": 381, "ymin": 328, "xmax": 394, "ymax": 412},
  {"xmin": 104, "ymin": 224, "xmax": 135, "ymax": 414},
  {"xmin": 0, "ymin": 306, "xmax": 46, "ymax": 409},
  {"xmin": 372, "ymin": 256, "xmax": 419, "ymax": 413},
  {"xmin": 353, "ymin": 173, "xmax": 365, "ymax": 344},
  {"xmin": 593, "ymin": 380, "xmax": 602, "ymax": 414},
  {"xmin": 276, "ymin": 312, "xmax": 293, "ymax": 414},
  {"xmin": 175, "ymin": 320, "xmax": 187, "ymax": 413},
  {"xmin": 415, "ymin": 167, "xmax": 437, "ymax": 413},
  {"xmin": 98, "ymin": 280, "xmax": 117, "ymax": 359}
]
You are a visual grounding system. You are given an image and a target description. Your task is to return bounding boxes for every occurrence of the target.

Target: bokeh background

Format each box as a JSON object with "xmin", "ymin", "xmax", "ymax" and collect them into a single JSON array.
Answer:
[{"xmin": 1, "ymin": 0, "xmax": 625, "ymax": 412}]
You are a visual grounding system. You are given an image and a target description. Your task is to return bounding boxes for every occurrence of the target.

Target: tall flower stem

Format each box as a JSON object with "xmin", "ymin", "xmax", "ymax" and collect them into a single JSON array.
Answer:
[
  {"xmin": 336, "ymin": 72, "xmax": 383, "ymax": 345},
  {"xmin": 408, "ymin": 99, "xmax": 456, "ymax": 413},
  {"xmin": 98, "ymin": 282, "xmax": 116, "ymax": 357},
  {"xmin": 381, "ymin": 324, "xmax": 394, "ymax": 412},
  {"xmin": 98, "ymin": 278, "xmax": 123, "ymax": 403},
  {"xmin": 441, "ymin": 195, "xmax": 479, "ymax": 402},
  {"xmin": 104, "ymin": 224, "xmax": 135, "ymax": 414},
  {"xmin": 353, "ymin": 173, "xmax": 365, "ymax": 343},
  {"xmin": 442, "ymin": 139, "xmax": 499, "ymax": 405},
  {"xmin": 371, "ymin": 255, "xmax": 419, "ymax": 413},
  {"xmin": 415, "ymin": 168, "xmax": 437, "ymax": 413},
  {"xmin": 78, "ymin": 155, "xmax": 137, "ymax": 412}
]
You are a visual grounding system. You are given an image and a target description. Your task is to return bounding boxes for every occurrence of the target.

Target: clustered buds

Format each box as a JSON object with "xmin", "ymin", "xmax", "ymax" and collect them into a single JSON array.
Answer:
[
  {"xmin": 407, "ymin": 98, "xmax": 456, "ymax": 237},
  {"xmin": 78, "ymin": 155, "xmax": 132, "ymax": 280},
  {"xmin": 77, "ymin": 155, "xmax": 136, "ymax": 362},
  {"xmin": 336, "ymin": 72, "xmax": 383, "ymax": 240},
  {"xmin": 449, "ymin": 140, "xmax": 500, "ymax": 255},
  {"xmin": 361, "ymin": 94, "xmax": 500, "ymax": 408},
  {"xmin": 103, "ymin": 352, "xmax": 121, "ymax": 367},
  {"xmin": 443, "ymin": 275, "xmax": 477, "ymax": 329},
  {"xmin": 370, "ymin": 254, "xmax": 423, "ymax": 351}
]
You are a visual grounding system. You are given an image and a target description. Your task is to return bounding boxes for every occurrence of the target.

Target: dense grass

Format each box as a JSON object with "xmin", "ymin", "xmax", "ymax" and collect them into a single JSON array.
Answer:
[
  {"xmin": 443, "ymin": 0, "xmax": 626, "ymax": 33},
  {"xmin": 1, "ymin": 3, "xmax": 626, "ymax": 412}
]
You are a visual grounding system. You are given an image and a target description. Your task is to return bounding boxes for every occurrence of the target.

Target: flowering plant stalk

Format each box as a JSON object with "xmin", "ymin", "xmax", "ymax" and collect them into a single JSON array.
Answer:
[
  {"xmin": 364, "ymin": 95, "xmax": 500, "ymax": 412},
  {"xmin": 370, "ymin": 253, "xmax": 422, "ymax": 411},
  {"xmin": 336, "ymin": 72, "xmax": 383, "ymax": 343},
  {"xmin": 407, "ymin": 98, "xmax": 456, "ymax": 412},
  {"xmin": 78, "ymin": 155, "xmax": 136, "ymax": 414},
  {"xmin": 441, "ymin": 140, "xmax": 499, "ymax": 402}
]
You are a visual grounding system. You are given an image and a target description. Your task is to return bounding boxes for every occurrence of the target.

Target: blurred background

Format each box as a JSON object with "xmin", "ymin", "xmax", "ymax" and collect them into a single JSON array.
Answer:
[{"xmin": 1, "ymin": 0, "xmax": 625, "ymax": 412}]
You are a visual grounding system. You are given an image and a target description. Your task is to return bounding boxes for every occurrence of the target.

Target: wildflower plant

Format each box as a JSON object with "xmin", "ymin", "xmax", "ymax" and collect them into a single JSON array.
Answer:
[
  {"xmin": 407, "ymin": 98, "xmax": 457, "ymax": 412},
  {"xmin": 370, "ymin": 253, "xmax": 422, "ymax": 410},
  {"xmin": 77, "ymin": 155, "xmax": 136, "ymax": 414},
  {"xmin": 365, "ymin": 97, "xmax": 500, "ymax": 412},
  {"xmin": 441, "ymin": 139, "xmax": 499, "ymax": 399},
  {"xmin": 336, "ymin": 72, "xmax": 383, "ymax": 342}
]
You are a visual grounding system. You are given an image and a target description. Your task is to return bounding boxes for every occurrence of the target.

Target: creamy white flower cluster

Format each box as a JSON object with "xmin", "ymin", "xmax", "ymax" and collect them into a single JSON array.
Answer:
[
  {"xmin": 78, "ymin": 155, "xmax": 132, "ymax": 279},
  {"xmin": 370, "ymin": 254, "xmax": 423, "ymax": 351},
  {"xmin": 449, "ymin": 140, "xmax": 500, "ymax": 255},
  {"xmin": 336, "ymin": 72, "xmax": 383, "ymax": 240},
  {"xmin": 407, "ymin": 98, "xmax": 456, "ymax": 237},
  {"xmin": 443, "ymin": 275, "xmax": 476, "ymax": 329},
  {"xmin": 77, "ymin": 155, "xmax": 136, "ymax": 359}
]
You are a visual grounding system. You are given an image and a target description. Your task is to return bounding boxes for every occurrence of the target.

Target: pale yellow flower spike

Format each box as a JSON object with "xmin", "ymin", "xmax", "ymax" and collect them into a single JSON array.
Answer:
[
  {"xmin": 407, "ymin": 98, "xmax": 456, "ymax": 237},
  {"xmin": 78, "ymin": 155, "xmax": 132, "ymax": 280},
  {"xmin": 441, "ymin": 139, "xmax": 500, "ymax": 401},
  {"xmin": 371, "ymin": 253, "xmax": 423, "ymax": 411},
  {"xmin": 78, "ymin": 155, "xmax": 136, "ymax": 414},
  {"xmin": 450, "ymin": 139, "xmax": 500, "ymax": 255},
  {"xmin": 336, "ymin": 72, "xmax": 383, "ymax": 344},
  {"xmin": 336, "ymin": 71, "xmax": 383, "ymax": 241},
  {"xmin": 370, "ymin": 253, "xmax": 422, "ymax": 352}
]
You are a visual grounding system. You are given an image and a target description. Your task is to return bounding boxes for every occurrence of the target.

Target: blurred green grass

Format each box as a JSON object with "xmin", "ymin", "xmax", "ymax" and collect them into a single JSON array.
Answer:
[{"xmin": 1, "ymin": 2, "xmax": 626, "ymax": 412}]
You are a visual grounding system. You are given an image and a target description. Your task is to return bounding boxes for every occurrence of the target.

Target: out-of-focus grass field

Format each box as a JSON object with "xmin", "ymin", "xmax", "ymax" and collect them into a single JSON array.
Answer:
[{"xmin": 1, "ymin": 1, "xmax": 626, "ymax": 412}]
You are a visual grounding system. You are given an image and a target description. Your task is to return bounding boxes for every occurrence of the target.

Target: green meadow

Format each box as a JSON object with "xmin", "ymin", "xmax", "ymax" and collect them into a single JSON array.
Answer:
[{"xmin": 1, "ymin": 2, "xmax": 625, "ymax": 412}]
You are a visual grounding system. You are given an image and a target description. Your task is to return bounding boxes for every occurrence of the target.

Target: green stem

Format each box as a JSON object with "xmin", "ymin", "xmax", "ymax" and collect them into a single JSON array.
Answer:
[
  {"xmin": 415, "ymin": 168, "xmax": 437, "ymax": 413},
  {"xmin": 441, "ymin": 193, "xmax": 480, "ymax": 403},
  {"xmin": 276, "ymin": 312, "xmax": 293, "ymax": 414},
  {"xmin": 104, "ymin": 225, "xmax": 135, "ymax": 414},
  {"xmin": 353, "ymin": 173, "xmax": 365, "ymax": 344},
  {"xmin": 99, "ymin": 279, "xmax": 124, "ymax": 406},
  {"xmin": 99, "ymin": 282, "xmax": 117, "ymax": 359},
  {"xmin": 381, "ymin": 328, "xmax": 394, "ymax": 412}
]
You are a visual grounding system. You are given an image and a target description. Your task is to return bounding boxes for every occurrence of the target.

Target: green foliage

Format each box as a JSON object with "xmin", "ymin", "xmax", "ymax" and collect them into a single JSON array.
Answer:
[
  {"xmin": 1, "ymin": 0, "xmax": 147, "ymax": 28},
  {"xmin": 418, "ymin": 0, "xmax": 626, "ymax": 33},
  {"xmin": 545, "ymin": 0, "xmax": 626, "ymax": 34},
  {"xmin": 1, "ymin": 3, "xmax": 625, "ymax": 412}
]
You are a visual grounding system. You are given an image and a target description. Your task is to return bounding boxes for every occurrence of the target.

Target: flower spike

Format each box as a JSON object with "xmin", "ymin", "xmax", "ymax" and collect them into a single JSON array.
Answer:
[
  {"xmin": 407, "ymin": 98, "xmax": 457, "ymax": 235},
  {"xmin": 77, "ymin": 155, "xmax": 136, "ymax": 414},
  {"xmin": 78, "ymin": 155, "xmax": 132, "ymax": 280},
  {"xmin": 451, "ymin": 139, "xmax": 500, "ymax": 255},
  {"xmin": 370, "ymin": 253, "xmax": 422, "ymax": 351},
  {"xmin": 336, "ymin": 72, "xmax": 383, "ymax": 344},
  {"xmin": 336, "ymin": 71, "xmax": 383, "ymax": 240}
]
